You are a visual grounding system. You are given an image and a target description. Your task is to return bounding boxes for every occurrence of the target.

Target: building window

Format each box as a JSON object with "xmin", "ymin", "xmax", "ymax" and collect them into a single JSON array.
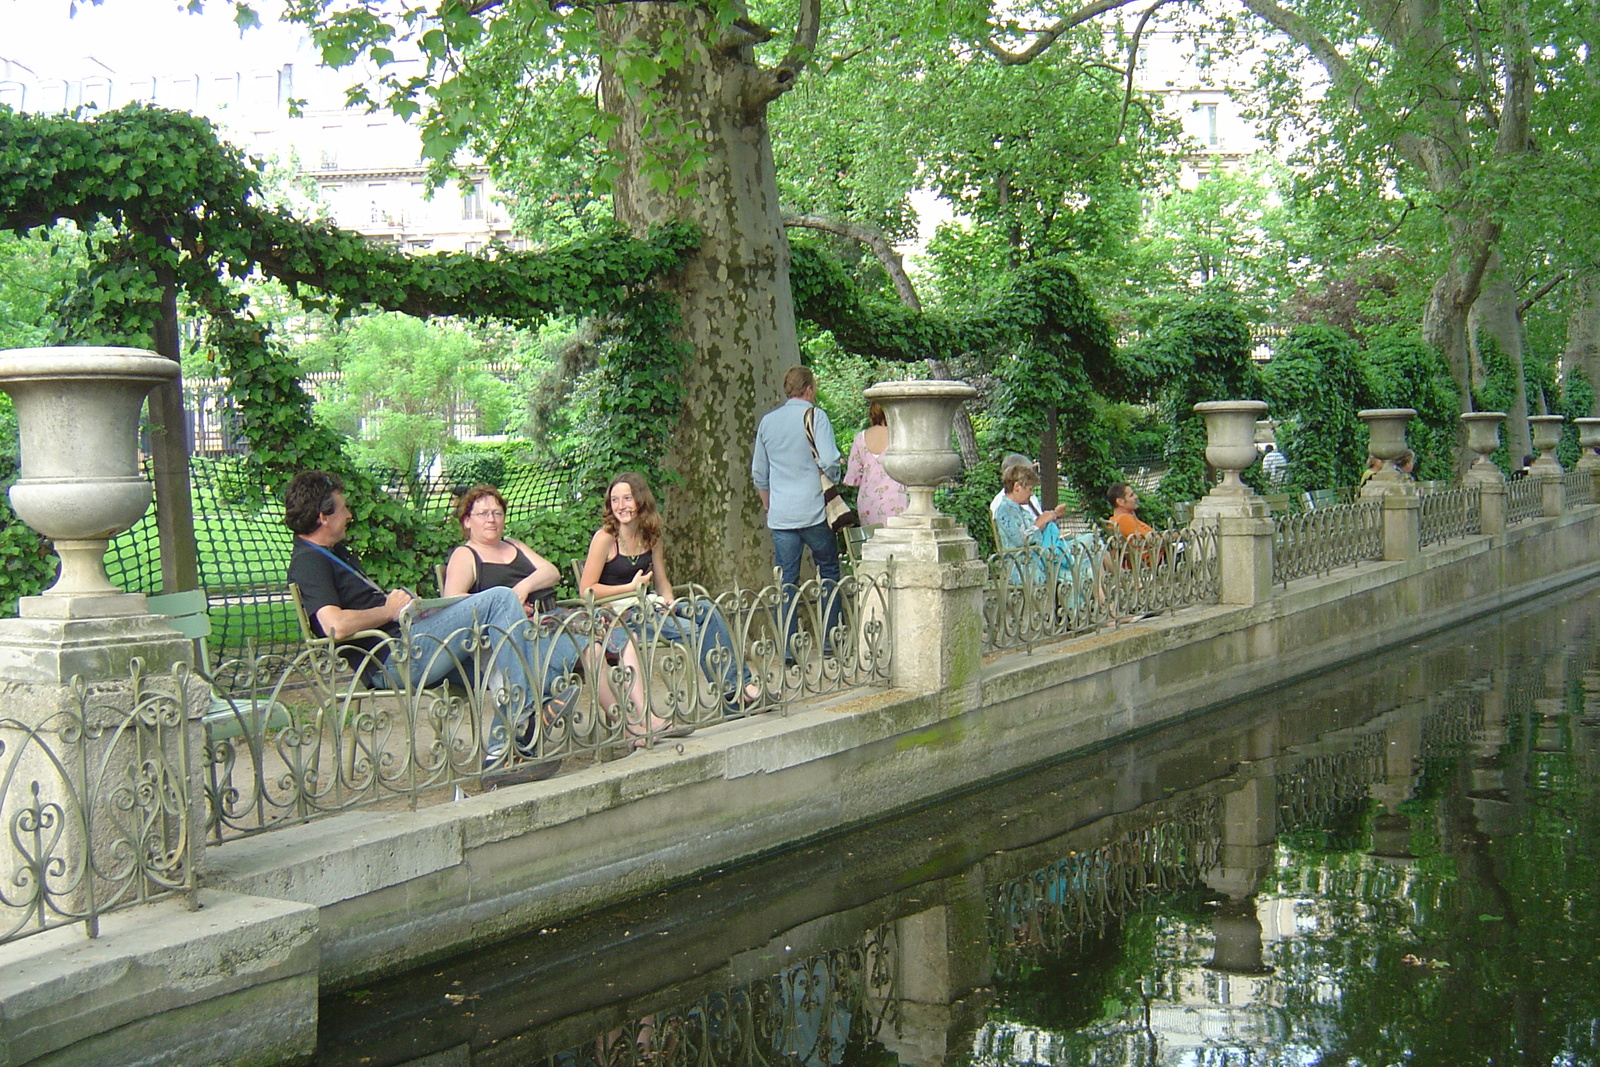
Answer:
[
  {"xmin": 461, "ymin": 181, "xmax": 485, "ymax": 221},
  {"xmin": 1198, "ymin": 102, "xmax": 1219, "ymax": 146}
]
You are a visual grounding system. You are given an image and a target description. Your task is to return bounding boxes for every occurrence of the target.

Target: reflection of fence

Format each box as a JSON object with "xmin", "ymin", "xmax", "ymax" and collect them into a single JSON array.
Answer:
[
  {"xmin": 987, "ymin": 798, "xmax": 1221, "ymax": 977},
  {"xmin": 1418, "ymin": 484, "xmax": 1482, "ymax": 547},
  {"xmin": 982, "ymin": 526, "xmax": 1219, "ymax": 653},
  {"xmin": 1272, "ymin": 499, "xmax": 1383, "ymax": 586},
  {"xmin": 534, "ymin": 929, "xmax": 899, "ymax": 1067},
  {"xmin": 203, "ymin": 572, "xmax": 890, "ymax": 840},
  {"xmin": 0, "ymin": 665, "xmax": 201, "ymax": 945},
  {"xmin": 1273, "ymin": 733, "xmax": 1385, "ymax": 836}
]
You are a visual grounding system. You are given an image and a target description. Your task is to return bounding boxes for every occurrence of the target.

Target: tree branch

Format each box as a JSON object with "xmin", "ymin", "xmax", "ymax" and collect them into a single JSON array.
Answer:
[
  {"xmin": 784, "ymin": 214, "xmax": 922, "ymax": 310},
  {"xmin": 981, "ymin": 0, "xmax": 1148, "ymax": 65},
  {"xmin": 1519, "ymin": 271, "xmax": 1567, "ymax": 315}
]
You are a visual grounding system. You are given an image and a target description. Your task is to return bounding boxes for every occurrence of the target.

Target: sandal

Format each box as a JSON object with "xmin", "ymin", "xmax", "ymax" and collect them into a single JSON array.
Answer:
[
  {"xmin": 625, "ymin": 714, "xmax": 694, "ymax": 749},
  {"xmin": 516, "ymin": 683, "xmax": 580, "ymax": 755}
]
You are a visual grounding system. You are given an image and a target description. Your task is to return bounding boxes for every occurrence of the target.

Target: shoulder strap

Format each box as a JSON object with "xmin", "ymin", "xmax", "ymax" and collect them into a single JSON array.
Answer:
[
  {"xmin": 306, "ymin": 541, "xmax": 385, "ymax": 595},
  {"xmin": 802, "ymin": 405, "xmax": 821, "ymax": 462}
]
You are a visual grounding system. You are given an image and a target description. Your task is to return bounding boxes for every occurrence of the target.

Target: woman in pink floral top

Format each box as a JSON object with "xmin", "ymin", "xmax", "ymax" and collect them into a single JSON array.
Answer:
[{"xmin": 843, "ymin": 402, "xmax": 909, "ymax": 526}]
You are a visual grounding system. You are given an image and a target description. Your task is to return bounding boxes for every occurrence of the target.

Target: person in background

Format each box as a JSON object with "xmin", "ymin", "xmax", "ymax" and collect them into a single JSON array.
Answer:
[
  {"xmin": 1358, "ymin": 455, "xmax": 1383, "ymax": 487},
  {"xmin": 990, "ymin": 453, "xmax": 1041, "ymax": 520},
  {"xmin": 1395, "ymin": 449, "xmax": 1417, "ymax": 479},
  {"xmin": 752, "ymin": 366, "xmax": 842, "ymax": 658},
  {"xmin": 842, "ymin": 401, "xmax": 907, "ymax": 527},
  {"xmin": 1105, "ymin": 482, "xmax": 1153, "ymax": 541},
  {"xmin": 1261, "ymin": 443, "xmax": 1287, "ymax": 486}
]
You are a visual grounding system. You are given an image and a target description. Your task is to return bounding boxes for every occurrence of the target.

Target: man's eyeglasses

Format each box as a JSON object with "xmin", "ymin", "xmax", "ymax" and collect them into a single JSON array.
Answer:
[{"xmin": 472, "ymin": 509, "xmax": 506, "ymax": 520}]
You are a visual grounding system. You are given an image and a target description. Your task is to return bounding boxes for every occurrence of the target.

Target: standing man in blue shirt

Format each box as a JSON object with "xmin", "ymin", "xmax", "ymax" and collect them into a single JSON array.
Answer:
[{"xmin": 752, "ymin": 366, "xmax": 843, "ymax": 658}]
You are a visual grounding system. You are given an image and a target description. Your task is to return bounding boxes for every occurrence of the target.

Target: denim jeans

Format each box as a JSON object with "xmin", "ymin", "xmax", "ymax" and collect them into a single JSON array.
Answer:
[
  {"xmin": 771, "ymin": 522, "xmax": 842, "ymax": 658},
  {"xmin": 606, "ymin": 597, "xmax": 753, "ymax": 700},
  {"xmin": 377, "ymin": 586, "xmax": 583, "ymax": 716}
]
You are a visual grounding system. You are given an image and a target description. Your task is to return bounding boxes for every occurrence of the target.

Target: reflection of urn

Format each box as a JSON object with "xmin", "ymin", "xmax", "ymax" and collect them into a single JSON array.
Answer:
[
  {"xmin": 863, "ymin": 380, "xmax": 978, "ymax": 516},
  {"xmin": 0, "ymin": 347, "xmax": 177, "ymax": 613},
  {"xmin": 1195, "ymin": 400, "xmax": 1269, "ymax": 491},
  {"xmin": 1205, "ymin": 897, "xmax": 1274, "ymax": 976}
]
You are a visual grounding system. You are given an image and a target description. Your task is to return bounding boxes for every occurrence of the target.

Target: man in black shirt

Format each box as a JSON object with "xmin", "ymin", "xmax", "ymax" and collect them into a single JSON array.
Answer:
[{"xmin": 285, "ymin": 470, "xmax": 579, "ymax": 761}]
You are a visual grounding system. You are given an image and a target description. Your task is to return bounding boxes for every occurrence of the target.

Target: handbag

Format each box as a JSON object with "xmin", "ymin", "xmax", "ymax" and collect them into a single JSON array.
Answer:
[{"xmin": 804, "ymin": 406, "xmax": 860, "ymax": 532}]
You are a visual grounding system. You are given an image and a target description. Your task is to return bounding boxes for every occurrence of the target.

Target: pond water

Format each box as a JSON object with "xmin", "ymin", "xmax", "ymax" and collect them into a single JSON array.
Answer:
[{"xmin": 315, "ymin": 580, "xmax": 1600, "ymax": 1067}]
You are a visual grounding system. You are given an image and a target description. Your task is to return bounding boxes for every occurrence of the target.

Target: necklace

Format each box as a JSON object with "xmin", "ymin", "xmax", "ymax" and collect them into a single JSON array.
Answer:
[{"xmin": 618, "ymin": 534, "xmax": 646, "ymax": 566}]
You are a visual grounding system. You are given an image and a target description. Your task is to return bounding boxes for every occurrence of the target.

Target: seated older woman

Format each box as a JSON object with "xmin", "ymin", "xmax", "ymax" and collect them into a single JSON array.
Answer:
[{"xmin": 994, "ymin": 463, "xmax": 1100, "ymax": 593}]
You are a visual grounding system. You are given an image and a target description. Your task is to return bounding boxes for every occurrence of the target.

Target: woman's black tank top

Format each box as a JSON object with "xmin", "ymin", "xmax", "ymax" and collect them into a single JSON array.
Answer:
[
  {"xmin": 468, "ymin": 544, "xmax": 535, "ymax": 593},
  {"xmin": 598, "ymin": 545, "xmax": 653, "ymax": 588}
]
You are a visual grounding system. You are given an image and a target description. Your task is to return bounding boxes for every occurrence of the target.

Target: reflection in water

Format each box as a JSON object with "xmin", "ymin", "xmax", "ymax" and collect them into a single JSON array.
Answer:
[{"xmin": 318, "ymin": 582, "xmax": 1600, "ymax": 1067}]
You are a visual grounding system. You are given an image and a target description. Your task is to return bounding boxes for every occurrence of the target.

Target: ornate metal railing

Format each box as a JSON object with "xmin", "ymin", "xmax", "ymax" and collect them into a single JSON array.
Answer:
[
  {"xmin": 1274, "ymin": 732, "xmax": 1385, "ymax": 835},
  {"xmin": 1561, "ymin": 468, "xmax": 1594, "ymax": 509},
  {"xmin": 531, "ymin": 927, "xmax": 899, "ymax": 1067},
  {"xmin": 987, "ymin": 796, "xmax": 1221, "ymax": 978},
  {"xmin": 1418, "ymin": 483, "xmax": 1481, "ymax": 547},
  {"xmin": 1506, "ymin": 475, "xmax": 1545, "ymax": 524},
  {"xmin": 203, "ymin": 571, "xmax": 891, "ymax": 840},
  {"xmin": 1272, "ymin": 498, "xmax": 1383, "ymax": 586},
  {"xmin": 1, "ymin": 662, "xmax": 202, "ymax": 945},
  {"xmin": 982, "ymin": 526, "xmax": 1219, "ymax": 653}
]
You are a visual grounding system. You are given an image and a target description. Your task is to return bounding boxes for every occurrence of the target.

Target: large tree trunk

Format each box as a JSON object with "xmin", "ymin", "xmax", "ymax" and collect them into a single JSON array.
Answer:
[
  {"xmin": 600, "ymin": 4, "xmax": 800, "ymax": 590},
  {"xmin": 1469, "ymin": 255, "xmax": 1533, "ymax": 463},
  {"xmin": 1564, "ymin": 274, "xmax": 1600, "ymax": 415}
]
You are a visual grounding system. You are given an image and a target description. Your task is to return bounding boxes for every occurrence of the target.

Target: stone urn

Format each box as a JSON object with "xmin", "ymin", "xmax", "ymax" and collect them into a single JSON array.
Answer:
[
  {"xmin": 1529, "ymin": 414, "xmax": 1566, "ymax": 473},
  {"xmin": 1194, "ymin": 400, "xmax": 1269, "ymax": 493},
  {"xmin": 863, "ymin": 379, "xmax": 978, "ymax": 517},
  {"xmin": 1574, "ymin": 417, "xmax": 1600, "ymax": 472},
  {"xmin": 0, "ymin": 347, "xmax": 177, "ymax": 614},
  {"xmin": 1461, "ymin": 411, "xmax": 1507, "ymax": 482}
]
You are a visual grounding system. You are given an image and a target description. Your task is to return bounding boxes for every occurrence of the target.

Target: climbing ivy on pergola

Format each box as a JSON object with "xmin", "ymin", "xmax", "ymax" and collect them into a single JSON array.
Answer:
[{"xmin": 2, "ymin": 102, "xmax": 1152, "ymax": 596}]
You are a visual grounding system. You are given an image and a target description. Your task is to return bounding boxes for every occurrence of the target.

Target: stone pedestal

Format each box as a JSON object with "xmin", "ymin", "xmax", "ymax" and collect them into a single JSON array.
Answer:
[
  {"xmin": 1542, "ymin": 472, "xmax": 1565, "ymax": 517},
  {"xmin": 858, "ymin": 516, "xmax": 986, "ymax": 700},
  {"xmin": 1192, "ymin": 401, "xmax": 1275, "ymax": 605},
  {"xmin": 0, "ymin": 615, "xmax": 205, "ymax": 933}
]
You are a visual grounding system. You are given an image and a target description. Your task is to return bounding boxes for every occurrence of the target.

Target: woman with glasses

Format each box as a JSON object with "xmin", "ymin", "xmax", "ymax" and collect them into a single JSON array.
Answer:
[{"xmin": 442, "ymin": 485, "xmax": 561, "ymax": 613}]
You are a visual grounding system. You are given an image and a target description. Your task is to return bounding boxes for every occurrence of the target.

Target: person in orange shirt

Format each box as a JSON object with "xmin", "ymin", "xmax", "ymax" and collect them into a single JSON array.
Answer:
[{"xmin": 1105, "ymin": 482, "xmax": 1153, "ymax": 539}]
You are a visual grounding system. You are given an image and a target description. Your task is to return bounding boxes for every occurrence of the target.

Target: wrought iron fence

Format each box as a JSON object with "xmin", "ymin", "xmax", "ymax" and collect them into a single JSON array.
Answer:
[
  {"xmin": 1, "ymin": 662, "xmax": 202, "ymax": 945},
  {"xmin": 203, "ymin": 571, "xmax": 891, "ymax": 840},
  {"xmin": 1418, "ymin": 483, "xmax": 1482, "ymax": 547},
  {"xmin": 1507, "ymin": 475, "xmax": 1545, "ymax": 524},
  {"xmin": 1272, "ymin": 498, "xmax": 1383, "ymax": 587},
  {"xmin": 1562, "ymin": 468, "xmax": 1594, "ymax": 509},
  {"xmin": 981, "ymin": 526, "xmax": 1219, "ymax": 653}
]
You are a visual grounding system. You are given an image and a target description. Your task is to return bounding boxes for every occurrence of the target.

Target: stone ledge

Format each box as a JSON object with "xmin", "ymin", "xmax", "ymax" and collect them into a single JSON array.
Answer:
[{"xmin": 0, "ymin": 890, "xmax": 317, "ymax": 1067}]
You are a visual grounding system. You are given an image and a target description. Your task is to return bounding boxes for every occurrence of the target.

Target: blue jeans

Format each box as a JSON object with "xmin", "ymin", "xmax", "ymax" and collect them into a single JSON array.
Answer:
[
  {"xmin": 771, "ymin": 523, "xmax": 842, "ymax": 658},
  {"xmin": 378, "ymin": 586, "xmax": 583, "ymax": 716}
]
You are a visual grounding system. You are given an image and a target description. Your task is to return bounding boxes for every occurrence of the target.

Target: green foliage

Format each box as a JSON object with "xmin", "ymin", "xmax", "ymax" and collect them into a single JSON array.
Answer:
[
  {"xmin": 323, "ymin": 312, "xmax": 512, "ymax": 476},
  {"xmin": 0, "ymin": 395, "xmax": 54, "ymax": 614},
  {"xmin": 936, "ymin": 458, "xmax": 1001, "ymax": 559},
  {"xmin": 1125, "ymin": 295, "xmax": 1260, "ymax": 503},
  {"xmin": 1261, "ymin": 324, "xmax": 1370, "ymax": 492},
  {"xmin": 0, "ymin": 103, "xmax": 698, "ymax": 593},
  {"xmin": 515, "ymin": 505, "xmax": 600, "ymax": 596}
]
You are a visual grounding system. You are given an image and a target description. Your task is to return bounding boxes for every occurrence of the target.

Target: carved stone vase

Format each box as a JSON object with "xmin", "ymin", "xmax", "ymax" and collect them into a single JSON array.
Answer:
[
  {"xmin": 1461, "ymin": 412, "xmax": 1507, "ymax": 482},
  {"xmin": 862, "ymin": 380, "xmax": 979, "ymax": 517},
  {"xmin": 1528, "ymin": 414, "xmax": 1566, "ymax": 473},
  {"xmin": 1194, "ymin": 400, "xmax": 1269, "ymax": 495},
  {"xmin": 0, "ymin": 346, "xmax": 177, "ymax": 615}
]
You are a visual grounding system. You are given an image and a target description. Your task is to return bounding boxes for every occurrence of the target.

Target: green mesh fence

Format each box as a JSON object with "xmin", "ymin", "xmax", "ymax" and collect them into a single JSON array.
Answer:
[{"xmin": 104, "ymin": 456, "xmax": 576, "ymax": 668}]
